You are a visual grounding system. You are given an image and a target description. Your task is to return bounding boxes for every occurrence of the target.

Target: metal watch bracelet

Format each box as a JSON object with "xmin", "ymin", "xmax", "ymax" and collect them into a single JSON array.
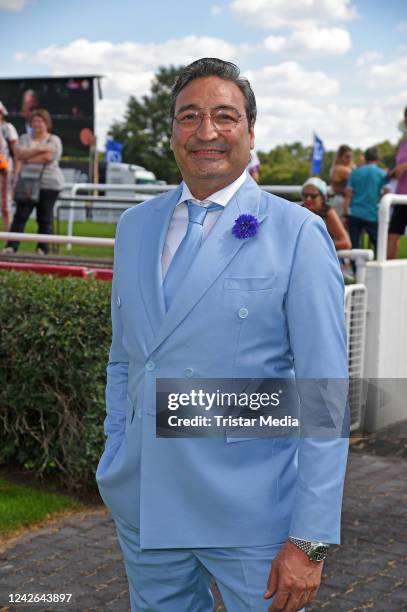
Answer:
[{"xmin": 288, "ymin": 537, "xmax": 329, "ymax": 562}]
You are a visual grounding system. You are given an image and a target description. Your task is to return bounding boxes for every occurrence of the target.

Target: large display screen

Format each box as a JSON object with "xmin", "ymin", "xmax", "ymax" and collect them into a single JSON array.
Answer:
[{"xmin": 0, "ymin": 76, "xmax": 98, "ymax": 157}]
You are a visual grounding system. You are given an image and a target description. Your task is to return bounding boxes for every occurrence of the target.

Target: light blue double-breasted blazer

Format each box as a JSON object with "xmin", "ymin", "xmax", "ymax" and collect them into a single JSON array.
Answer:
[{"xmin": 96, "ymin": 175, "xmax": 349, "ymax": 549}]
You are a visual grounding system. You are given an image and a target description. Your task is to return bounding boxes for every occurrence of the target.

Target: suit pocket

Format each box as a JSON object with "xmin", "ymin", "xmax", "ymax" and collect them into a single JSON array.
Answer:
[
  {"xmin": 225, "ymin": 434, "xmax": 261, "ymax": 443},
  {"xmin": 223, "ymin": 276, "xmax": 274, "ymax": 291}
]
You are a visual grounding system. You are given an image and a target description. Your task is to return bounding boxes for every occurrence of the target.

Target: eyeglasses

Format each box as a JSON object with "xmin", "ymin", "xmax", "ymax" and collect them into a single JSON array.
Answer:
[
  {"xmin": 302, "ymin": 192, "xmax": 320, "ymax": 200},
  {"xmin": 174, "ymin": 107, "xmax": 244, "ymax": 132}
]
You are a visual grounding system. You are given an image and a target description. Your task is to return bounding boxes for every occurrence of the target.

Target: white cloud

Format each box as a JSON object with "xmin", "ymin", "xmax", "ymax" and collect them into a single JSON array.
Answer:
[
  {"xmin": 253, "ymin": 99, "xmax": 401, "ymax": 152},
  {"xmin": 210, "ymin": 4, "xmax": 223, "ymax": 15},
  {"xmin": 383, "ymin": 90, "xmax": 407, "ymax": 109},
  {"xmin": 106, "ymin": 70, "xmax": 155, "ymax": 99},
  {"xmin": 96, "ymin": 98, "xmax": 128, "ymax": 145},
  {"xmin": 263, "ymin": 27, "xmax": 351, "ymax": 56},
  {"xmin": 262, "ymin": 36, "xmax": 286, "ymax": 52},
  {"xmin": 36, "ymin": 37, "xmax": 241, "ymax": 77},
  {"xmin": 0, "ymin": 0, "xmax": 28, "ymax": 10},
  {"xmin": 230, "ymin": 0, "xmax": 357, "ymax": 30},
  {"xmin": 242, "ymin": 62, "xmax": 401, "ymax": 152},
  {"xmin": 356, "ymin": 51, "xmax": 383, "ymax": 67},
  {"xmin": 364, "ymin": 55, "xmax": 407, "ymax": 88},
  {"xmin": 247, "ymin": 62, "xmax": 340, "ymax": 97},
  {"xmin": 30, "ymin": 36, "xmax": 401, "ymax": 157},
  {"xmin": 35, "ymin": 36, "xmax": 245, "ymax": 147},
  {"xmin": 396, "ymin": 21, "xmax": 407, "ymax": 32}
]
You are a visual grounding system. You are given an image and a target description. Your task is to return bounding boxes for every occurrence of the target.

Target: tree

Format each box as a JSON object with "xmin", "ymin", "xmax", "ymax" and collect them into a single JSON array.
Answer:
[
  {"xmin": 258, "ymin": 143, "xmax": 314, "ymax": 186},
  {"xmin": 376, "ymin": 140, "xmax": 397, "ymax": 170},
  {"xmin": 109, "ymin": 65, "xmax": 184, "ymax": 183},
  {"xmin": 257, "ymin": 140, "xmax": 398, "ymax": 188}
]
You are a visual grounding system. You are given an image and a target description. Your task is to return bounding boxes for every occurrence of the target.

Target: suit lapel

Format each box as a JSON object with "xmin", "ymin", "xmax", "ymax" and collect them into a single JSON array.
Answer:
[
  {"xmin": 138, "ymin": 185, "xmax": 182, "ymax": 340},
  {"xmin": 149, "ymin": 177, "xmax": 267, "ymax": 356}
]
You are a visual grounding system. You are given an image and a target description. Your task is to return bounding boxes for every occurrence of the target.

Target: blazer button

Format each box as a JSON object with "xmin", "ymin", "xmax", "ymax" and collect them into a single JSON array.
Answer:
[
  {"xmin": 116, "ymin": 296, "xmax": 121, "ymax": 308},
  {"xmin": 238, "ymin": 307, "xmax": 249, "ymax": 319},
  {"xmin": 145, "ymin": 360, "xmax": 155, "ymax": 371},
  {"xmin": 184, "ymin": 368, "xmax": 194, "ymax": 377}
]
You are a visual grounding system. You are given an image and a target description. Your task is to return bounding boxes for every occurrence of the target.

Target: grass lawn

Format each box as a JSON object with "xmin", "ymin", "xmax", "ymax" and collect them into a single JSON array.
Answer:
[
  {"xmin": 360, "ymin": 233, "xmax": 407, "ymax": 258},
  {"xmin": 398, "ymin": 236, "xmax": 407, "ymax": 258},
  {"xmin": 0, "ymin": 477, "xmax": 82, "ymax": 537},
  {"xmin": 7, "ymin": 219, "xmax": 115, "ymax": 260}
]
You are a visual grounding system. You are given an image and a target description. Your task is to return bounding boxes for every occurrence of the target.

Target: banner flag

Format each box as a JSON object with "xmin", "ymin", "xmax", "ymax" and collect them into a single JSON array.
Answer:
[
  {"xmin": 106, "ymin": 139, "xmax": 123, "ymax": 163},
  {"xmin": 311, "ymin": 133, "xmax": 324, "ymax": 174}
]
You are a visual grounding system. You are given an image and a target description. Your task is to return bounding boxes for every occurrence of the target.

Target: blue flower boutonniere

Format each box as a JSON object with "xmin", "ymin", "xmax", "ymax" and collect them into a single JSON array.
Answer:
[{"xmin": 232, "ymin": 214, "xmax": 259, "ymax": 240}]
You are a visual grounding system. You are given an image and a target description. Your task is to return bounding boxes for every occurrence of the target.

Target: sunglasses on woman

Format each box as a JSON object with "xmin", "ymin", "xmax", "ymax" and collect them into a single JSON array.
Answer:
[{"xmin": 302, "ymin": 192, "xmax": 320, "ymax": 200}]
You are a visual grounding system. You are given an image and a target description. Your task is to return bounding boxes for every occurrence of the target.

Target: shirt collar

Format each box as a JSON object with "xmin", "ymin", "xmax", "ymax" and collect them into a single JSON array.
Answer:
[{"xmin": 177, "ymin": 169, "xmax": 248, "ymax": 208}]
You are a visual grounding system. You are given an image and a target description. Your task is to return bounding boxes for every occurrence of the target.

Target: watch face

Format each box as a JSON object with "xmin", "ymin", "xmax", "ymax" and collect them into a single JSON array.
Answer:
[{"xmin": 310, "ymin": 544, "xmax": 328, "ymax": 562}]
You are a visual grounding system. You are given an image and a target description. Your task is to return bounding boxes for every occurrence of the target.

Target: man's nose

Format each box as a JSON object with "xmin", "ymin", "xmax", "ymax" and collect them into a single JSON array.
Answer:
[{"xmin": 195, "ymin": 114, "xmax": 219, "ymax": 140}]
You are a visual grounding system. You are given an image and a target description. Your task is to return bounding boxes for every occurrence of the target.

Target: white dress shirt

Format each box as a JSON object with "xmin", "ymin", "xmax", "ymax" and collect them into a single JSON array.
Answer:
[{"xmin": 162, "ymin": 170, "xmax": 248, "ymax": 278}]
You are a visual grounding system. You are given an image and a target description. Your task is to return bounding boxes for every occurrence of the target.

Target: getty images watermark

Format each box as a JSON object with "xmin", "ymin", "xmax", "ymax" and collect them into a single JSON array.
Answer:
[
  {"xmin": 155, "ymin": 378, "xmax": 349, "ymax": 438},
  {"xmin": 166, "ymin": 388, "xmax": 298, "ymax": 429}
]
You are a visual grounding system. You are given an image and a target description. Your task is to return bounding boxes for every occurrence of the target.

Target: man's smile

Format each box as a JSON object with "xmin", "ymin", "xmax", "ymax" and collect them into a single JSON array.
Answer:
[{"xmin": 189, "ymin": 147, "xmax": 228, "ymax": 159}]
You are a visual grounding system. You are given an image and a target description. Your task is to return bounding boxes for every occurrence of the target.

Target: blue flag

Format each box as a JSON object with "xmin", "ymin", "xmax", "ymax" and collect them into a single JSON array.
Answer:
[
  {"xmin": 311, "ymin": 133, "xmax": 324, "ymax": 175},
  {"xmin": 106, "ymin": 139, "xmax": 123, "ymax": 163}
]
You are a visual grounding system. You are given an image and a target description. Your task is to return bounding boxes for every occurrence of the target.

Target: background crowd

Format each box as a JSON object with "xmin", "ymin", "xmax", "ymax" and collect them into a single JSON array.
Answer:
[{"xmin": 299, "ymin": 105, "xmax": 407, "ymax": 261}]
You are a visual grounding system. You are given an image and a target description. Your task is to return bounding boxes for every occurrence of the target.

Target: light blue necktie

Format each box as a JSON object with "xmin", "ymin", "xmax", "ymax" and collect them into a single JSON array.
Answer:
[{"xmin": 164, "ymin": 200, "xmax": 223, "ymax": 309}]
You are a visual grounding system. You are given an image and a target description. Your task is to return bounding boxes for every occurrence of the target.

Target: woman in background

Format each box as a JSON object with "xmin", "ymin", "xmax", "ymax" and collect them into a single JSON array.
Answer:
[
  {"xmin": 3, "ymin": 109, "xmax": 64, "ymax": 255},
  {"xmin": 329, "ymin": 144, "xmax": 354, "ymax": 217},
  {"xmin": 302, "ymin": 177, "xmax": 351, "ymax": 251}
]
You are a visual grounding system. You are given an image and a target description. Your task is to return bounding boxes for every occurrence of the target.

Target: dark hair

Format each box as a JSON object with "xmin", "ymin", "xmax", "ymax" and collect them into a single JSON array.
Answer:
[
  {"xmin": 336, "ymin": 144, "xmax": 352, "ymax": 159},
  {"xmin": 364, "ymin": 146, "xmax": 379, "ymax": 162},
  {"xmin": 170, "ymin": 58, "xmax": 257, "ymax": 129},
  {"xmin": 30, "ymin": 108, "xmax": 53, "ymax": 132}
]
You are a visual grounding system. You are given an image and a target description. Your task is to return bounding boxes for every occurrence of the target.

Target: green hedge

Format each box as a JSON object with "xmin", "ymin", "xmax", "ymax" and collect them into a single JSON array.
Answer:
[{"xmin": 0, "ymin": 271, "xmax": 112, "ymax": 490}]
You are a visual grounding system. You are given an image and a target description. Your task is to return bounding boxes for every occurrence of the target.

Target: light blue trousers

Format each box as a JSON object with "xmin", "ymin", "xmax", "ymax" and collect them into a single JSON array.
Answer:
[{"xmin": 114, "ymin": 516, "xmax": 305, "ymax": 612}]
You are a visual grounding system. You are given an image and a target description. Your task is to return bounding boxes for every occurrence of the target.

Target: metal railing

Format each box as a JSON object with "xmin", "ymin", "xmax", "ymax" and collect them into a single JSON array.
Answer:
[
  {"xmin": 65, "ymin": 183, "xmax": 164, "ymax": 249},
  {"xmin": 69, "ymin": 183, "xmax": 175, "ymax": 196},
  {"xmin": 55, "ymin": 194, "xmax": 146, "ymax": 213},
  {"xmin": 54, "ymin": 201, "xmax": 132, "ymax": 243},
  {"xmin": 65, "ymin": 182, "xmax": 303, "ymax": 196},
  {"xmin": 344, "ymin": 283, "xmax": 368, "ymax": 431},
  {"xmin": 57, "ymin": 182, "xmax": 303, "ymax": 249},
  {"xmin": 336, "ymin": 249, "xmax": 374, "ymax": 285},
  {"xmin": 377, "ymin": 193, "xmax": 407, "ymax": 262},
  {"xmin": 338, "ymin": 251, "xmax": 372, "ymax": 431},
  {"xmin": 0, "ymin": 232, "xmax": 114, "ymax": 248}
]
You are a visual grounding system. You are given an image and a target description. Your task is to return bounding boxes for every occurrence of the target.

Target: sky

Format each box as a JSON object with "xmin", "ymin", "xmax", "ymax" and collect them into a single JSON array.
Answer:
[{"xmin": 0, "ymin": 0, "xmax": 406, "ymax": 154}]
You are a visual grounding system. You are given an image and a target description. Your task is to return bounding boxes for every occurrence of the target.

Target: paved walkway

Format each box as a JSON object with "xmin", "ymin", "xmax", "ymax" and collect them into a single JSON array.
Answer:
[{"xmin": 0, "ymin": 423, "xmax": 406, "ymax": 612}]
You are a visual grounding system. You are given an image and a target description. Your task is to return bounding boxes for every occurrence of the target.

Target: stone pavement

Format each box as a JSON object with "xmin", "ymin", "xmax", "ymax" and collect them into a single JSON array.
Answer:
[{"xmin": 0, "ymin": 422, "xmax": 406, "ymax": 612}]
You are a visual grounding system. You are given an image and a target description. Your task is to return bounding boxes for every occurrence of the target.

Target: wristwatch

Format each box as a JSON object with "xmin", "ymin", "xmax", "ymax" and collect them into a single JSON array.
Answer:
[{"xmin": 288, "ymin": 537, "xmax": 329, "ymax": 562}]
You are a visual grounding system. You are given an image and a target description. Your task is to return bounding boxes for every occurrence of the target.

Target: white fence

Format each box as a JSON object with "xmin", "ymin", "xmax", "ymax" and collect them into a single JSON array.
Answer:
[
  {"xmin": 56, "ymin": 182, "xmax": 304, "ymax": 248},
  {"xmin": 0, "ymin": 231, "xmax": 114, "ymax": 247},
  {"xmin": 377, "ymin": 193, "xmax": 407, "ymax": 262}
]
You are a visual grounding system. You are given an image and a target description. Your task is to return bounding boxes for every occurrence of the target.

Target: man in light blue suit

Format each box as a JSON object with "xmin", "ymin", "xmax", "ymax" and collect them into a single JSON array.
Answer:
[{"xmin": 96, "ymin": 58, "xmax": 349, "ymax": 612}]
